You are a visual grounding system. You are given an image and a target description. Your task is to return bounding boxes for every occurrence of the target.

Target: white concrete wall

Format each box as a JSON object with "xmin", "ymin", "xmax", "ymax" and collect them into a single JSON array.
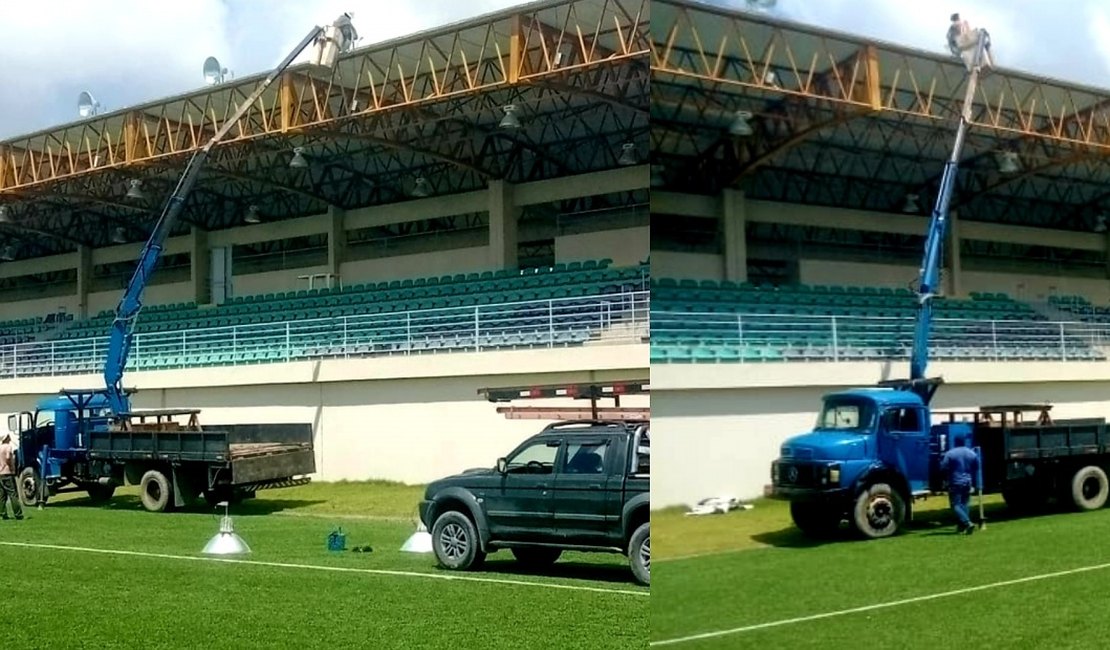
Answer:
[
  {"xmin": 341, "ymin": 247, "xmax": 490, "ymax": 283},
  {"xmin": 556, "ymin": 227, "xmax": 650, "ymax": 267},
  {"xmin": 652, "ymin": 251, "xmax": 723, "ymax": 280},
  {"xmin": 652, "ymin": 359, "xmax": 1110, "ymax": 509},
  {"xmin": 0, "ymin": 344, "xmax": 648, "ymax": 485}
]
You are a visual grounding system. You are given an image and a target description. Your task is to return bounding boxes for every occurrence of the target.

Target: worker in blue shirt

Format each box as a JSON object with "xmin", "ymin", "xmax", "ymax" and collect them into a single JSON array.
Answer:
[{"xmin": 941, "ymin": 433, "xmax": 979, "ymax": 534}]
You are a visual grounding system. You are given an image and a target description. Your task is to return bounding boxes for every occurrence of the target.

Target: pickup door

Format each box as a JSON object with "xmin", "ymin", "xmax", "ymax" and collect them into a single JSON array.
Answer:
[
  {"xmin": 552, "ymin": 435, "xmax": 624, "ymax": 544},
  {"xmin": 483, "ymin": 436, "xmax": 561, "ymax": 541}
]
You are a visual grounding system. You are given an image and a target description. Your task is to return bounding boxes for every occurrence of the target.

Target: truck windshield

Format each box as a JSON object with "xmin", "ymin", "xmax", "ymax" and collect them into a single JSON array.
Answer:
[{"xmin": 815, "ymin": 400, "xmax": 875, "ymax": 433}]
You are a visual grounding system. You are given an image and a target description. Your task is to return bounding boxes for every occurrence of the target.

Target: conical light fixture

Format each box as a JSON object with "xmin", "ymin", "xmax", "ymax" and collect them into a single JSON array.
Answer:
[
  {"xmin": 244, "ymin": 205, "xmax": 262, "ymax": 224},
  {"xmin": 201, "ymin": 501, "xmax": 251, "ymax": 555},
  {"xmin": 411, "ymin": 177, "xmax": 430, "ymax": 198},
  {"xmin": 126, "ymin": 179, "xmax": 145, "ymax": 200},
  {"xmin": 729, "ymin": 110, "xmax": 754, "ymax": 137},
  {"xmin": 111, "ymin": 227, "xmax": 127, "ymax": 244},
  {"xmin": 400, "ymin": 511, "xmax": 433, "ymax": 553},
  {"xmin": 618, "ymin": 142, "xmax": 637, "ymax": 166},
  {"xmin": 499, "ymin": 104, "xmax": 521, "ymax": 129},
  {"xmin": 290, "ymin": 147, "xmax": 309, "ymax": 169}
]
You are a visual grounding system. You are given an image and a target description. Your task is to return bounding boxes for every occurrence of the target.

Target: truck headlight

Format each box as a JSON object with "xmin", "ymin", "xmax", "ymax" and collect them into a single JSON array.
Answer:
[{"xmin": 829, "ymin": 464, "xmax": 840, "ymax": 484}]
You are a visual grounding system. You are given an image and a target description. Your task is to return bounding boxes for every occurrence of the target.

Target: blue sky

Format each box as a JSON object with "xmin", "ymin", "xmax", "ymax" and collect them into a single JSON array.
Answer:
[{"xmin": 2, "ymin": 1, "xmax": 1108, "ymax": 139}]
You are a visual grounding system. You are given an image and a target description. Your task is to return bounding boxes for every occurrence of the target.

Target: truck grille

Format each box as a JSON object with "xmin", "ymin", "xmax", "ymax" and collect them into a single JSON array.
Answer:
[{"xmin": 777, "ymin": 462, "xmax": 819, "ymax": 487}]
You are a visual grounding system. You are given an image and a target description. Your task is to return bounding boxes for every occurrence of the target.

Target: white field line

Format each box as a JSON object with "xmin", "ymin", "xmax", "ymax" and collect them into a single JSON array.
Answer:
[
  {"xmin": 0, "ymin": 541, "xmax": 648, "ymax": 598},
  {"xmin": 650, "ymin": 559, "xmax": 1110, "ymax": 646}
]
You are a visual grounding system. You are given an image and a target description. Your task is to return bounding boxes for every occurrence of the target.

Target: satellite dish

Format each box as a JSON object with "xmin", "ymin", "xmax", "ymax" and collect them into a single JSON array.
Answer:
[
  {"xmin": 746, "ymin": 0, "xmax": 776, "ymax": 9},
  {"xmin": 203, "ymin": 56, "xmax": 227, "ymax": 85},
  {"xmin": 77, "ymin": 91, "xmax": 100, "ymax": 118}
]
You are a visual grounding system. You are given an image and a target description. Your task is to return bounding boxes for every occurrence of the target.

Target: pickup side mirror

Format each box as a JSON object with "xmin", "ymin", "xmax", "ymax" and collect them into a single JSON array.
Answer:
[{"xmin": 496, "ymin": 457, "xmax": 508, "ymax": 474}]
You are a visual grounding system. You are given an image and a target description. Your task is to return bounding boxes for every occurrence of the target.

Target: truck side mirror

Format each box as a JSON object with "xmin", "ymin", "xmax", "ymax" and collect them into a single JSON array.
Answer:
[{"xmin": 496, "ymin": 457, "xmax": 508, "ymax": 474}]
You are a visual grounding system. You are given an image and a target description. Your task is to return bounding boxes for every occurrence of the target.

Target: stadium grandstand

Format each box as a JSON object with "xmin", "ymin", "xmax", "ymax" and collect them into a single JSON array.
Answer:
[
  {"xmin": 0, "ymin": 0, "xmax": 648, "ymax": 483},
  {"xmin": 650, "ymin": 0, "xmax": 1110, "ymax": 507}
]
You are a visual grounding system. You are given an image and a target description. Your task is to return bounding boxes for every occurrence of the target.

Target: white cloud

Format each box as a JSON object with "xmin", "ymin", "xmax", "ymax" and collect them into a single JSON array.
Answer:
[{"xmin": 0, "ymin": 0, "xmax": 529, "ymax": 138}]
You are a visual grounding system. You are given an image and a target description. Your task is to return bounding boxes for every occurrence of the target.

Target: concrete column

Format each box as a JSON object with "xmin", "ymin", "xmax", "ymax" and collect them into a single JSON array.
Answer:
[
  {"xmin": 946, "ymin": 209, "xmax": 962, "ymax": 297},
  {"xmin": 191, "ymin": 227, "xmax": 210, "ymax": 305},
  {"xmin": 327, "ymin": 205, "xmax": 347, "ymax": 281},
  {"xmin": 722, "ymin": 188, "xmax": 748, "ymax": 282},
  {"xmin": 76, "ymin": 244, "xmax": 92, "ymax": 319},
  {"xmin": 488, "ymin": 180, "xmax": 518, "ymax": 270}
]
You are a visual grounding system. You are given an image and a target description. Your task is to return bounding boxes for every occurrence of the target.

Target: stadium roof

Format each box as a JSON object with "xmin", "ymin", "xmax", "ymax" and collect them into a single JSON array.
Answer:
[
  {"xmin": 652, "ymin": 0, "xmax": 1110, "ymax": 233},
  {"xmin": 0, "ymin": 0, "xmax": 648, "ymax": 259}
]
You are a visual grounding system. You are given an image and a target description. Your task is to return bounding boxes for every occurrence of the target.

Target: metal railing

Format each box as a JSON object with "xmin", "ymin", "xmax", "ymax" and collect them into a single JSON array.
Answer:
[
  {"xmin": 0, "ymin": 291, "xmax": 649, "ymax": 379},
  {"xmin": 651, "ymin": 311, "xmax": 1110, "ymax": 362}
]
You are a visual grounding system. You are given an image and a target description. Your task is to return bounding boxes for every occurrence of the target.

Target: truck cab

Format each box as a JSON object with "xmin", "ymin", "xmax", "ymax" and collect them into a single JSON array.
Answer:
[{"xmin": 770, "ymin": 387, "xmax": 972, "ymax": 538}]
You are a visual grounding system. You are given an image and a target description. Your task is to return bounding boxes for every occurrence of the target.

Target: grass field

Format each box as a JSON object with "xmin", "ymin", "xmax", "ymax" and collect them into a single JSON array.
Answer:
[
  {"xmin": 0, "ymin": 481, "xmax": 646, "ymax": 649},
  {"xmin": 652, "ymin": 494, "xmax": 1110, "ymax": 648}
]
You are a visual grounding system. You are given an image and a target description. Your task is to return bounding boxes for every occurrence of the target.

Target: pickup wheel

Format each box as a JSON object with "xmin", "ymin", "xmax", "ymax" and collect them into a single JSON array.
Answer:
[
  {"xmin": 790, "ymin": 502, "xmax": 842, "ymax": 538},
  {"xmin": 139, "ymin": 470, "xmax": 174, "ymax": 513},
  {"xmin": 852, "ymin": 483, "xmax": 904, "ymax": 539},
  {"xmin": 431, "ymin": 510, "xmax": 486, "ymax": 571},
  {"xmin": 17, "ymin": 467, "xmax": 39, "ymax": 508},
  {"xmin": 629, "ymin": 522, "xmax": 650, "ymax": 586},
  {"xmin": 1070, "ymin": 465, "xmax": 1109, "ymax": 511},
  {"xmin": 511, "ymin": 547, "xmax": 563, "ymax": 567}
]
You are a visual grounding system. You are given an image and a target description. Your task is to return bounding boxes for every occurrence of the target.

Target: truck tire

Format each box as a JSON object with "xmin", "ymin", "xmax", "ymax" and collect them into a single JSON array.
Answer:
[
  {"xmin": 511, "ymin": 547, "xmax": 563, "ymax": 568},
  {"xmin": 790, "ymin": 502, "xmax": 843, "ymax": 538},
  {"xmin": 852, "ymin": 483, "xmax": 904, "ymax": 539},
  {"xmin": 1070, "ymin": 465, "xmax": 1109, "ymax": 511},
  {"xmin": 139, "ymin": 470, "xmax": 174, "ymax": 513},
  {"xmin": 17, "ymin": 467, "xmax": 39, "ymax": 508},
  {"xmin": 431, "ymin": 510, "xmax": 486, "ymax": 571},
  {"xmin": 629, "ymin": 522, "xmax": 650, "ymax": 586},
  {"xmin": 86, "ymin": 484, "xmax": 115, "ymax": 504}
]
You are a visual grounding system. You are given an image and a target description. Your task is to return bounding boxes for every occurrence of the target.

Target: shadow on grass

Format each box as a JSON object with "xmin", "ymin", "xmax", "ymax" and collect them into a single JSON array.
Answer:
[
  {"xmin": 479, "ymin": 557, "xmax": 639, "ymax": 586},
  {"xmin": 751, "ymin": 500, "xmax": 1060, "ymax": 548},
  {"xmin": 45, "ymin": 494, "xmax": 326, "ymax": 515}
]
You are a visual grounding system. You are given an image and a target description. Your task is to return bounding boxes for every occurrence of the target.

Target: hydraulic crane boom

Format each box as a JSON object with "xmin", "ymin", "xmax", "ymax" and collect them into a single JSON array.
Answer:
[
  {"xmin": 905, "ymin": 26, "xmax": 991, "ymax": 403},
  {"xmin": 102, "ymin": 25, "xmax": 331, "ymax": 415}
]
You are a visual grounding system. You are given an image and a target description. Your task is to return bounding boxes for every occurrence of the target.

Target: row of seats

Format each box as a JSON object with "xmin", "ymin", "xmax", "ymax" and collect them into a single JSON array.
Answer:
[
  {"xmin": 653, "ymin": 279, "xmax": 1102, "ymax": 364},
  {"xmin": 64, "ymin": 259, "xmax": 645, "ymax": 337}
]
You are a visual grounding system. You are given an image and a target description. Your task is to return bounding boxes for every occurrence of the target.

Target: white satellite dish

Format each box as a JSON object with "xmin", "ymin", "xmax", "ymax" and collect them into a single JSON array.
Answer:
[
  {"xmin": 203, "ymin": 56, "xmax": 228, "ymax": 85},
  {"xmin": 77, "ymin": 91, "xmax": 100, "ymax": 118}
]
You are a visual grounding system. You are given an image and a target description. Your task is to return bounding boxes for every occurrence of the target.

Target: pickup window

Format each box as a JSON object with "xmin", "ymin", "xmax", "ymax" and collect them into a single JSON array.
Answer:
[
  {"xmin": 505, "ymin": 439, "xmax": 560, "ymax": 474},
  {"xmin": 564, "ymin": 440, "xmax": 608, "ymax": 474}
]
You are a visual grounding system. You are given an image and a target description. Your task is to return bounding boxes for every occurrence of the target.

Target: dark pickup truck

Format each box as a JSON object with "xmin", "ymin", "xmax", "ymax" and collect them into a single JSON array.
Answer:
[{"xmin": 419, "ymin": 421, "xmax": 651, "ymax": 585}]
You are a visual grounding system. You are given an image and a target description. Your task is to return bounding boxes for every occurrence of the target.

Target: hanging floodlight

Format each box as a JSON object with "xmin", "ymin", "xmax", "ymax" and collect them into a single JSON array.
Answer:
[
  {"xmin": 903, "ymin": 193, "xmax": 921, "ymax": 213},
  {"xmin": 111, "ymin": 227, "xmax": 127, "ymax": 244},
  {"xmin": 0, "ymin": 206, "xmax": 9, "ymax": 224},
  {"xmin": 400, "ymin": 510, "xmax": 433, "ymax": 553},
  {"xmin": 201, "ymin": 501, "xmax": 251, "ymax": 555},
  {"xmin": 729, "ymin": 110, "xmax": 754, "ymax": 137},
  {"xmin": 126, "ymin": 179, "xmax": 145, "ymax": 200},
  {"xmin": 244, "ymin": 205, "xmax": 262, "ymax": 224},
  {"xmin": 996, "ymin": 151, "xmax": 1021, "ymax": 174},
  {"xmin": 618, "ymin": 142, "xmax": 637, "ymax": 166},
  {"xmin": 78, "ymin": 91, "xmax": 100, "ymax": 118},
  {"xmin": 411, "ymin": 177, "xmax": 430, "ymax": 198},
  {"xmin": 289, "ymin": 147, "xmax": 309, "ymax": 169},
  {"xmin": 203, "ymin": 56, "xmax": 228, "ymax": 85},
  {"xmin": 1095, "ymin": 214, "xmax": 1108, "ymax": 234},
  {"xmin": 499, "ymin": 104, "xmax": 522, "ymax": 129},
  {"xmin": 0, "ymin": 245, "xmax": 14, "ymax": 262},
  {"xmin": 763, "ymin": 70, "xmax": 780, "ymax": 88}
]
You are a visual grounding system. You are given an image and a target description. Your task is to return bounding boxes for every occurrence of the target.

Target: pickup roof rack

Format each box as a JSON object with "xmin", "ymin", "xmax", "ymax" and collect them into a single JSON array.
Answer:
[{"xmin": 478, "ymin": 380, "xmax": 649, "ymax": 421}]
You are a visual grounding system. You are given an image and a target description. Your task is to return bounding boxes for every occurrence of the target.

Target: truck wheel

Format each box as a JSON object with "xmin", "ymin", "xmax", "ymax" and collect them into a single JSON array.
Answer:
[
  {"xmin": 431, "ymin": 510, "xmax": 486, "ymax": 571},
  {"xmin": 852, "ymin": 483, "xmax": 904, "ymax": 539},
  {"xmin": 17, "ymin": 467, "xmax": 39, "ymax": 508},
  {"xmin": 139, "ymin": 470, "xmax": 174, "ymax": 513},
  {"xmin": 1070, "ymin": 465, "xmax": 1109, "ymax": 511},
  {"xmin": 629, "ymin": 522, "xmax": 650, "ymax": 586},
  {"xmin": 86, "ymin": 484, "xmax": 115, "ymax": 504},
  {"xmin": 511, "ymin": 547, "xmax": 563, "ymax": 567},
  {"xmin": 790, "ymin": 502, "xmax": 843, "ymax": 538}
]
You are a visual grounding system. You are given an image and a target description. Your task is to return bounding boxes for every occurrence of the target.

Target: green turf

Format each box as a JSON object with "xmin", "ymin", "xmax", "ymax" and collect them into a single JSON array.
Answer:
[
  {"xmin": 0, "ymin": 482, "xmax": 646, "ymax": 649},
  {"xmin": 652, "ymin": 496, "xmax": 1110, "ymax": 648}
]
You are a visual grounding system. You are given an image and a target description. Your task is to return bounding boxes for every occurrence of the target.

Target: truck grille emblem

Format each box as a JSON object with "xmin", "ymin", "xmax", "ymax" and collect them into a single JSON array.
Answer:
[{"xmin": 787, "ymin": 466, "xmax": 799, "ymax": 483}]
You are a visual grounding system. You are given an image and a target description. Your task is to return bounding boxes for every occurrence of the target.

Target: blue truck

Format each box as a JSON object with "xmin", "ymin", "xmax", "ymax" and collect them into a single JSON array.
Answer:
[
  {"xmin": 6, "ymin": 24, "xmax": 337, "ymax": 513},
  {"xmin": 769, "ymin": 390, "xmax": 1110, "ymax": 538},
  {"xmin": 762, "ymin": 27, "xmax": 1097, "ymax": 538}
]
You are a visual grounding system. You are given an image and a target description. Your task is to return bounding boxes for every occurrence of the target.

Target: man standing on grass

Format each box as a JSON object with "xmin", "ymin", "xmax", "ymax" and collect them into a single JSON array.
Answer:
[
  {"xmin": 941, "ymin": 432, "xmax": 978, "ymax": 535},
  {"xmin": 0, "ymin": 434, "xmax": 23, "ymax": 521}
]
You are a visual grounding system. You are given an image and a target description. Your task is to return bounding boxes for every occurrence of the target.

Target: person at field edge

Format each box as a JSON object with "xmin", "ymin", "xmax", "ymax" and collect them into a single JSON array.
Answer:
[
  {"xmin": 940, "ymin": 432, "xmax": 978, "ymax": 534},
  {"xmin": 0, "ymin": 434, "xmax": 23, "ymax": 521}
]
